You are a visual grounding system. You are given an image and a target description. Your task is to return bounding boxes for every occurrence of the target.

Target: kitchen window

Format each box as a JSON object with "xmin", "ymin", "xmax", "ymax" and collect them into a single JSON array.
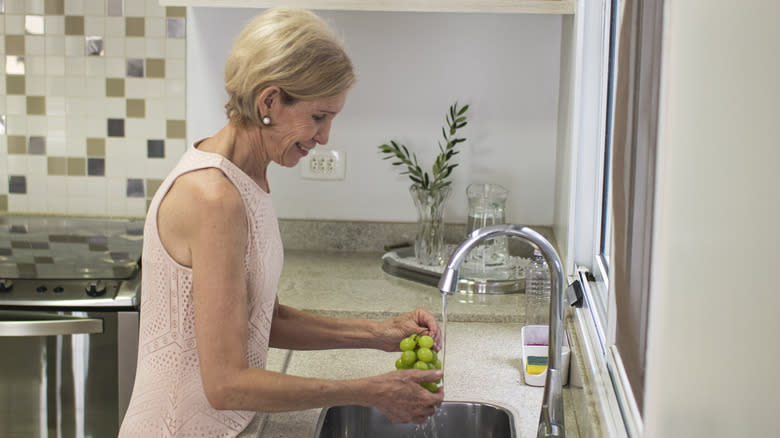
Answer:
[{"xmin": 572, "ymin": 0, "xmax": 663, "ymax": 436}]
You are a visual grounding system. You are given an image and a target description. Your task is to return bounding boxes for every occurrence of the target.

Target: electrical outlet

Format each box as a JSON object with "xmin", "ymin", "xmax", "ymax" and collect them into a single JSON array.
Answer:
[{"xmin": 300, "ymin": 148, "xmax": 346, "ymax": 180}]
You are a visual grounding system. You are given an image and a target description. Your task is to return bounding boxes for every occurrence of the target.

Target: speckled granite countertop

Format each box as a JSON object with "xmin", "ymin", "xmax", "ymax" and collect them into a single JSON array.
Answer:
[
  {"xmin": 277, "ymin": 249, "xmax": 527, "ymax": 323},
  {"xmin": 257, "ymin": 250, "xmax": 581, "ymax": 438}
]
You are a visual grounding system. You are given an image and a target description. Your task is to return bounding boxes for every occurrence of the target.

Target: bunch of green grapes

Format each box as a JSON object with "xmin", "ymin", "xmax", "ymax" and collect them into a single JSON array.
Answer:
[{"xmin": 394, "ymin": 334, "xmax": 442, "ymax": 392}]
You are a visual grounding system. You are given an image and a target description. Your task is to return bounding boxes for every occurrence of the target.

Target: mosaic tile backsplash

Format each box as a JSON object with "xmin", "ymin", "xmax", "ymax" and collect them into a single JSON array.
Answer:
[{"xmin": 1, "ymin": 0, "xmax": 187, "ymax": 216}]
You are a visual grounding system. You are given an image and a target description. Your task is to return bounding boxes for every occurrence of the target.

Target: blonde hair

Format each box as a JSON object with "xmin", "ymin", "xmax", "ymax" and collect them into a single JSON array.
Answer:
[{"xmin": 224, "ymin": 8, "xmax": 356, "ymax": 126}]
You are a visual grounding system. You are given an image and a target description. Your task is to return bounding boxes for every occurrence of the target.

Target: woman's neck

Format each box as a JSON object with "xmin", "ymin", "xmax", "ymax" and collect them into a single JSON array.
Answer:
[{"xmin": 198, "ymin": 122, "xmax": 271, "ymax": 192}]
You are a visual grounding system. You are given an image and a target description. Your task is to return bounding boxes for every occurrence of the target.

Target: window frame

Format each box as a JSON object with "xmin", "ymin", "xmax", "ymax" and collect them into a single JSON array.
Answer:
[{"xmin": 570, "ymin": 0, "xmax": 664, "ymax": 436}]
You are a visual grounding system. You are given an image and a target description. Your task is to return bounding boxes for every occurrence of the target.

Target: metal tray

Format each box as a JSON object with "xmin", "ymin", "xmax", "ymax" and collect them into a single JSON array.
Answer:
[{"xmin": 381, "ymin": 246, "xmax": 526, "ymax": 294}]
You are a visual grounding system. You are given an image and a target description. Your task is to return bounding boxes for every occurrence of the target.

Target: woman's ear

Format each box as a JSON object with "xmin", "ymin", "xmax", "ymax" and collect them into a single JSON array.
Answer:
[{"xmin": 255, "ymin": 86, "xmax": 280, "ymax": 116}]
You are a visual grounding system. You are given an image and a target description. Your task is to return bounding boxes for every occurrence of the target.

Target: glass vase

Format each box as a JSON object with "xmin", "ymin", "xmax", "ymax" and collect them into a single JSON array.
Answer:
[{"xmin": 410, "ymin": 185, "xmax": 451, "ymax": 266}]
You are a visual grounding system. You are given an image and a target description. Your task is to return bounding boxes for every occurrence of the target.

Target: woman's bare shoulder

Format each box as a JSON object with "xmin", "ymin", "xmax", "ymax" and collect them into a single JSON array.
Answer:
[
  {"xmin": 169, "ymin": 169, "xmax": 244, "ymax": 213},
  {"xmin": 158, "ymin": 168, "xmax": 247, "ymax": 265}
]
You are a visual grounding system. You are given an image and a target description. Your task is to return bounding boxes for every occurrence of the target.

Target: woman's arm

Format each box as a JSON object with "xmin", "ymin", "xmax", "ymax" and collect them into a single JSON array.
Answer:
[
  {"xmin": 206, "ymin": 365, "xmax": 442, "ymax": 424},
  {"xmin": 269, "ymin": 302, "xmax": 440, "ymax": 352}
]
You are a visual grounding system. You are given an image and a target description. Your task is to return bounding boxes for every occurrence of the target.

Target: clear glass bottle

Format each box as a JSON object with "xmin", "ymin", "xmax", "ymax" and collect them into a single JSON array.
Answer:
[{"xmin": 525, "ymin": 249, "xmax": 551, "ymax": 325}]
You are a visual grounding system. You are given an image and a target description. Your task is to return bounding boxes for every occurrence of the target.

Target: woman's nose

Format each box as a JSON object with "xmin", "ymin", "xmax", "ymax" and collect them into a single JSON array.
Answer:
[{"xmin": 314, "ymin": 122, "xmax": 331, "ymax": 145}]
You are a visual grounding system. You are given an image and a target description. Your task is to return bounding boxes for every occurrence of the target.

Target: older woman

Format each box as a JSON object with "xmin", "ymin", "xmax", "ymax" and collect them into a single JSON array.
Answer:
[{"xmin": 118, "ymin": 8, "xmax": 444, "ymax": 438}]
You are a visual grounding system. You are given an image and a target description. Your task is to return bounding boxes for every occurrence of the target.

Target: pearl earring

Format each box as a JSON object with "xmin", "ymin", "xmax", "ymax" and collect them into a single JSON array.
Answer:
[{"xmin": 262, "ymin": 116, "xmax": 271, "ymax": 126}]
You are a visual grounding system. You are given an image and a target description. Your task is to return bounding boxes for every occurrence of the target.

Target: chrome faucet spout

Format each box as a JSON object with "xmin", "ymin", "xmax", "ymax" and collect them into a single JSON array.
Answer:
[{"xmin": 438, "ymin": 224, "xmax": 568, "ymax": 438}]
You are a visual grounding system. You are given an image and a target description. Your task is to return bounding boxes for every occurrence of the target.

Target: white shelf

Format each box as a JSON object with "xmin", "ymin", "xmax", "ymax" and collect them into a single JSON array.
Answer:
[{"xmin": 158, "ymin": 0, "xmax": 575, "ymax": 14}]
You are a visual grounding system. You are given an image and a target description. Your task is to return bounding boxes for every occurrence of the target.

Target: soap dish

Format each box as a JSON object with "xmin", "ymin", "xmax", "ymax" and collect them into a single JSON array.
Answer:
[{"xmin": 520, "ymin": 324, "xmax": 570, "ymax": 387}]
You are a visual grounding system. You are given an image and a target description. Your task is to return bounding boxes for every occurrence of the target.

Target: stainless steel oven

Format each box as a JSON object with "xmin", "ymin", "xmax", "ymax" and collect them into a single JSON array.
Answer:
[{"xmin": 0, "ymin": 214, "xmax": 143, "ymax": 438}]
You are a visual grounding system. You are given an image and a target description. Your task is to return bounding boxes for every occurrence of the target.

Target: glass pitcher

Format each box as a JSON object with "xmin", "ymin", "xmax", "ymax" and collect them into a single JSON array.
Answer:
[{"xmin": 464, "ymin": 183, "xmax": 509, "ymax": 270}]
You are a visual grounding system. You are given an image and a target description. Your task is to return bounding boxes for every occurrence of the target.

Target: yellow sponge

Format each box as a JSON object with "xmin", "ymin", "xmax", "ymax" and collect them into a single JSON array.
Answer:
[{"xmin": 526, "ymin": 364, "xmax": 548, "ymax": 375}]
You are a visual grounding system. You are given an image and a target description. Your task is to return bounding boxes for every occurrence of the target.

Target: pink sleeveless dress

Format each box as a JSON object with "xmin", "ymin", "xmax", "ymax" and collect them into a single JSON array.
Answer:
[{"xmin": 119, "ymin": 141, "xmax": 284, "ymax": 437}]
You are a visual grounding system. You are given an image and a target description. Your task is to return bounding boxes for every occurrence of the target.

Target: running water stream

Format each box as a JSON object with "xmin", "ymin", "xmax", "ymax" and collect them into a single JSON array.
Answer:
[
  {"xmin": 411, "ymin": 293, "xmax": 449, "ymax": 438},
  {"xmin": 439, "ymin": 293, "xmax": 448, "ymax": 389}
]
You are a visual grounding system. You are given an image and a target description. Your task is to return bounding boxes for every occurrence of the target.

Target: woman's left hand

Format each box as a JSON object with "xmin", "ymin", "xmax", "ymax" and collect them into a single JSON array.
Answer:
[{"xmin": 375, "ymin": 308, "xmax": 441, "ymax": 352}]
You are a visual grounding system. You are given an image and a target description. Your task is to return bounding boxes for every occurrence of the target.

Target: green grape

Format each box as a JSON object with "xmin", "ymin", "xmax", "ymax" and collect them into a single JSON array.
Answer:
[
  {"xmin": 416, "ymin": 347, "xmax": 433, "ymax": 363},
  {"xmin": 400, "ymin": 350, "xmax": 417, "ymax": 367},
  {"xmin": 413, "ymin": 361, "xmax": 429, "ymax": 371},
  {"xmin": 400, "ymin": 337, "xmax": 416, "ymax": 351},
  {"xmin": 420, "ymin": 382, "xmax": 439, "ymax": 393},
  {"xmin": 393, "ymin": 334, "xmax": 444, "ymax": 383},
  {"xmin": 418, "ymin": 335, "xmax": 434, "ymax": 349}
]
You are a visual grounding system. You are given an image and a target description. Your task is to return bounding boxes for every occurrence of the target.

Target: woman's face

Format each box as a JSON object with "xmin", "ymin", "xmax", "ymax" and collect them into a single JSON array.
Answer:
[{"xmin": 262, "ymin": 92, "xmax": 347, "ymax": 168}]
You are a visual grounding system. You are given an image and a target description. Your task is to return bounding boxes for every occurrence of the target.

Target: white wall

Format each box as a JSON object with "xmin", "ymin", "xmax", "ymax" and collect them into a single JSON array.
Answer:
[
  {"xmin": 644, "ymin": 2, "xmax": 780, "ymax": 437},
  {"xmin": 187, "ymin": 8, "xmax": 562, "ymax": 225}
]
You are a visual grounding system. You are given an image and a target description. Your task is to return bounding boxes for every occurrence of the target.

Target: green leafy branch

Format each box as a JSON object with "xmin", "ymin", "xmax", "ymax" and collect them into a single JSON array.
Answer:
[{"xmin": 378, "ymin": 102, "xmax": 469, "ymax": 191}]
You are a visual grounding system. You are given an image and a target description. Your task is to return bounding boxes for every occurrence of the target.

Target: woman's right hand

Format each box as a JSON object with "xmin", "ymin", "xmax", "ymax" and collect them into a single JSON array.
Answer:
[{"xmin": 364, "ymin": 369, "xmax": 445, "ymax": 424}]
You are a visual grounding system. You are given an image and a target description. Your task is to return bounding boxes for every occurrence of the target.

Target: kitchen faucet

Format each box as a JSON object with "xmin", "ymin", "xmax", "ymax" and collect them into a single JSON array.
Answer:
[{"xmin": 439, "ymin": 224, "xmax": 574, "ymax": 438}]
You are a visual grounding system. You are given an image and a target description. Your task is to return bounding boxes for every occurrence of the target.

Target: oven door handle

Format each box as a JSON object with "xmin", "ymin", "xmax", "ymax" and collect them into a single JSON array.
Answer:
[{"xmin": 0, "ymin": 311, "xmax": 103, "ymax": 337}]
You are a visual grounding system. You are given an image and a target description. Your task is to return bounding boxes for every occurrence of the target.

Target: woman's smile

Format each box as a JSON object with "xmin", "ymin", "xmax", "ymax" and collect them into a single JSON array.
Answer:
[{"xmin": 295, "ymin": 142, "xmax": 314, "ymax": 156}]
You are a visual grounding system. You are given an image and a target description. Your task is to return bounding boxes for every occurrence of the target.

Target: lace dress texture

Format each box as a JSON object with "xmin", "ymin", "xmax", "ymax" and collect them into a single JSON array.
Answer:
[{"xmin": 119, "ymin": 141, "xmax": 284, "ymax": 438}]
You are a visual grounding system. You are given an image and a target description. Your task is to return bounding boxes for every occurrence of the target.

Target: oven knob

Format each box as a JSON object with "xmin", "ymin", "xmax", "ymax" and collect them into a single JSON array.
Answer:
[
  {"xmin": 54, "ymin": 286, "xmax": 64, "ymax": 293},
  {"xmin": 0, "ymin": 279, "xmax": 12, "ymax": 292},
  {"xmin": 37, "ymin": 286, "xmax": 47, "ymax": 293},
  {"xmin": 85, "ymin": 280, "xmax": 107, "ymax": 297}
]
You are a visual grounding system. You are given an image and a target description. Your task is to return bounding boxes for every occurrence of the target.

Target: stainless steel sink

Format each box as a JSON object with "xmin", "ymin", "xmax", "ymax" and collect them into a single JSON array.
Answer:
[{"xmin": 314, "ymin": 401, "xmax": 516, "ymax": 438}]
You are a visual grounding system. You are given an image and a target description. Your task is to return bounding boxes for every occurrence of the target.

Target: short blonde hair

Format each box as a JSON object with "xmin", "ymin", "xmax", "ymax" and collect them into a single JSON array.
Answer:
[{"xmin": 224, "ymin": 8, "xmax": 356, "ymax": 126}]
